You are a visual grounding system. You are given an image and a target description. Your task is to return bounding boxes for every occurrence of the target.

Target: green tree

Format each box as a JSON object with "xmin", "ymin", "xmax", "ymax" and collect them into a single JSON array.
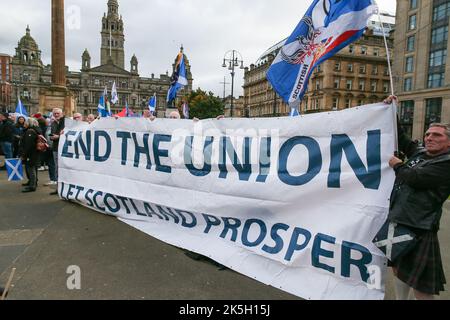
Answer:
[{"xmin": 181, "ymin": 88, "xmax": 224, "ymax": 120}]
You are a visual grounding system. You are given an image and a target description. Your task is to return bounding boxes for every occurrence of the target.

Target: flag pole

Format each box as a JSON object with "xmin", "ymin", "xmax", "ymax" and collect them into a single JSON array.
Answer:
[{"xmin": 376, "ymin": 3, "xmax": 398, "ymax": 151}]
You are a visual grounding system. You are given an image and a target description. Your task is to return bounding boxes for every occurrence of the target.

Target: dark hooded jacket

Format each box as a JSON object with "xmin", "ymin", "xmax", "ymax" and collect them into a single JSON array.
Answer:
[
  {"xmin": 388, "ymin": 126, "xmax": 450, "ymax": 231},
  {"xmin": 20, "ymin": 126, "xmax": 42, "ymax": 166}
]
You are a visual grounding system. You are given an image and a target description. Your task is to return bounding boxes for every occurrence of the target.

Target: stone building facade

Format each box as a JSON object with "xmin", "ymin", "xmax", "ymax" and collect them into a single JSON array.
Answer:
[
  {"xmin": 304, "ymin": 30, "xmax": 393, "ymax": 113},
  {"xmin": 392, "ymin": 0, "xmax": 450, "ymax": 140},
  {"xmin": 0, "ymin": 53, "xmax": 12, "ymax": 111},
  {"xmin": 243, "ymin": 29, "xmax": 394, "ymax": 118},
  {"xmin": 9, "ymin": 0, "xmax": 193, "ymax": 117}
]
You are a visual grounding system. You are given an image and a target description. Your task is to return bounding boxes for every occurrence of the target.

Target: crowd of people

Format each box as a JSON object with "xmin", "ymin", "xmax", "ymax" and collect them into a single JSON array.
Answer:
[
  {"xmin": 0, "ymin": 108, "xmax": 67, "ymax": 193},
  {"xmin": 0, "ymin": 108, "xmax": 193, "ymax": 193}
]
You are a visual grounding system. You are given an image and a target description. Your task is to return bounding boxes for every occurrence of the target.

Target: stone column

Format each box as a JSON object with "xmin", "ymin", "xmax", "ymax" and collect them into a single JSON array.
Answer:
[
  {"xmin": 40, "ymin": 0, "xmax": 75, "ymax": 115},
  {"xmin": 52, "ymin": 0, "xmax": 66, "ymax": 88},
  {"xmin": 412, "ymin": 99, "xmax": 425, "ymax": 142}
]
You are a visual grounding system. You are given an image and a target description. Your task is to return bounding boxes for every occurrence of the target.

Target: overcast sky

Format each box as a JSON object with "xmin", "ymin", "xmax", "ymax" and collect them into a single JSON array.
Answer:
[{"xmin": 0, "ymin": 0, "xmax": 396, "ymax": 97}]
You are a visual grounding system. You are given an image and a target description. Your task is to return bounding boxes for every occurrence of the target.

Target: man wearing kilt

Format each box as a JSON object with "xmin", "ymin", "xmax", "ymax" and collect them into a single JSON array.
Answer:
[{"xmin": 386, "ymin": 97, "xmax": 450, "ymax": 300}]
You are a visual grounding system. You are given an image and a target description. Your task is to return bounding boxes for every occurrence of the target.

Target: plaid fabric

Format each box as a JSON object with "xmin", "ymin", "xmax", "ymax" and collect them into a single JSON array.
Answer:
[{"xmin": 392, "ymin": 230, "xmax": 446, "ymax": 295}]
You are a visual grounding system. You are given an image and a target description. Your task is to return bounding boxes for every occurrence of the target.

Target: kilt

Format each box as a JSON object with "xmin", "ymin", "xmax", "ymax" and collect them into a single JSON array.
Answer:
[{"xmin": 392, "ymin": 230, "xmax": 446, "ymax": 295}]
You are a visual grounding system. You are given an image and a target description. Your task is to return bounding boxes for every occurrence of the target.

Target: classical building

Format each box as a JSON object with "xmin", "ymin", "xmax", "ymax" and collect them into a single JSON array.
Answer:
[
  {"xmin": 0, "ymin": 53, "xmax": 12, "ymax": 112},
  {"xmin": 223, "ymin": 95, "xmax": 244, "ymax": 118},
  {"xmin": 9, "ymin": 0, "xmax": 193, "ymax": 117},
  {"xmin": 243, "ymin": 28, "xmax": 393, "ymax": 118},
  {"xmin": 392, "ymin": 0, "xmax": 450, "ymax": 140},
  {"xmin": 243, "ymin": 39, "xmax": 290, "ymax": 118}
]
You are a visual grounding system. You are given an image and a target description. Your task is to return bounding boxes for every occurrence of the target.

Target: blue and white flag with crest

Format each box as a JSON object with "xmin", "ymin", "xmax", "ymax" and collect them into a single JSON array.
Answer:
[{"xmin": 267, "ymin": 0, "xmax": 377, "ymax": 108}]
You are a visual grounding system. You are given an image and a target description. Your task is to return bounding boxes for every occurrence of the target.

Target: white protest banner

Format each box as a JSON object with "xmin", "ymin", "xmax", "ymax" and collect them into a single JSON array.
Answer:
[{"xmin": 58, "ymin": 103, "xmax": 395, "ymax": 300}]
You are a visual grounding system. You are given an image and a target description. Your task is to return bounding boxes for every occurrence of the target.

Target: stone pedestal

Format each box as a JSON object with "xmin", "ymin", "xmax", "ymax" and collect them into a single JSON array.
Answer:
[{"xmin": 39, "ymin": 86, "xmax": 75, "ymax": 115}]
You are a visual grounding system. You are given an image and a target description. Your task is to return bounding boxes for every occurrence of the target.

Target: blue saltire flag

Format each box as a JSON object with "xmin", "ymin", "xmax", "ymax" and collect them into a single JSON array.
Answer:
[
  {"xmin": 167, "ymin": 51, "xmax": 188, "ymax": 103},
  {"xmin": 97, "ymin": 95, "xmax": 109, "ymax": 117},
  {"xmin": 148, "ymin": 94, "xmax": 157, "ymax": 114},
  {"xmin": 267, "ymin": 0, "xmax": 377, "ymax": 112},
  {"xmin": 97, "ymin": 87, "xmax": 111, "ymax": 117},
  {"xmin": 5, "ymin": 158, "xmax": 24, "ymax": 181},
  {"xmin": 15, "ymin": 98, "xmax": 28, "ymax": 117}
]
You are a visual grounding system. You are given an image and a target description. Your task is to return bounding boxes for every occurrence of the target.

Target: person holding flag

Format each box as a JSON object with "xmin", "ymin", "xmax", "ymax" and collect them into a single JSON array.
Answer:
[
  {"xmin": 148, "ymin": 94, "xmax": 157, "ymax": 116},
  {"xmin": 266, "ymin": 0, "xmax": 377, "ymax": 116},
  {"xmin": 97, "ymin": 87, "xmax": 111, "ymax": 118},
  {"xmin": 182, "ymin": 101, "xmax": 189, "ymax": 119},
  {"xmin": 167, "ymin": 49, "xmax": 188, "ymax": 105},
  {"xmin": 15, "ymin": 97, "xmax": 28, "ymax": 118}
]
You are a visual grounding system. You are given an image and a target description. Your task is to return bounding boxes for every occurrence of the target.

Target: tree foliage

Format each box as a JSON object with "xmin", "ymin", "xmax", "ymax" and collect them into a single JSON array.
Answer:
[{"xmin": 179, "ymin": 88, "xmax": 224, "ymax": 120}]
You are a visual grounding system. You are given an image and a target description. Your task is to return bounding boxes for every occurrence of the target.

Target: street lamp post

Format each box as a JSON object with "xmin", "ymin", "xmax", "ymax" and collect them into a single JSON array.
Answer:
[{"xmin": 222, "ymin": 50, "xmax": 244, "ymax": 117}]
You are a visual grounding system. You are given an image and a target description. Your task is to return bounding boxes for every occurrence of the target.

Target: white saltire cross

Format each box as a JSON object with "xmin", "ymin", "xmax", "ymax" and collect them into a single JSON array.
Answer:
[
  {"xmin": 6, "ymin": 159, "xmax": 23, "ymax": 181},
  {"xmin": 374, "ymin": 223, "xmax": 414, "ymax": 260}
]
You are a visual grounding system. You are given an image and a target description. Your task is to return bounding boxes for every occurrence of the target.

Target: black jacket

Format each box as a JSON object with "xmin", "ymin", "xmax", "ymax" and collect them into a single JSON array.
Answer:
[
  {"xmin": 20, "ymin": 127, "xmax": 42, "ymax": 166},
  {"xmin": 0, "ymin": 119, "xmax": 15, "ymax": 143},
  {"xmin": 388, "ymin": 126, "xmax": 450, "ymax": 231},
  {"xmin": 50, "ymin": 117, "xmax": 65, "ymax": 152}
]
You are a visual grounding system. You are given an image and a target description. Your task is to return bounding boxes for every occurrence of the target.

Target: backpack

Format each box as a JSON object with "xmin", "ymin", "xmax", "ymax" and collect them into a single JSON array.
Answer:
[
  {"xmin": 30, "ymin": 129, "xmax": 49, "ymax": 152},
  {"xmin": 36, "ymin": 134, "xmax": 49, "ymax": 152}
]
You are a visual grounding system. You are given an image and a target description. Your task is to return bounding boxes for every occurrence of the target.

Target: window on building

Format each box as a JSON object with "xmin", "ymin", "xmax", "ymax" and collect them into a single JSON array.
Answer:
[
  {"xmin": 383, "ymin": 82, "xmax": 390, "ymax": 93},
  {"xmin": 359, "ymin": 64, "xmax": 366, "ymax": 74},
  {"xmin": 372, "ymin": 65, "xmax": 378, "ymax": 75},
  {"xmin": 371, "ymin": 80, "xmax": 378, "ymax": 92},
  {"xmin": 359, "ymin": 80, "xmax": 365, "ymax": 91},
  {"xmin": 404, "ymin": 78, "xmax": 413, "ymax": 91},
  {"xmin": 405, "ymin": 56, "xmax": 414, "ymax": 73},
  {"xmin": 410, "ymin": 0, "xmax": 417, "ymax": 10},
  {"xmin": 429, "ymin": 49, "xmax": 447, "ymax": 67},
  {"xmin": 407, "ymin": 35, "xmax": 415, "ymax": 51},
  {"xmin": 400, "ymin": 100, "xmax": 415, "ymax": 137},
  {"xmin": 358, "ymin": 99, "xmax": 364, "ymax": 106},
  {"xmin": 349, "ymin": 45, "xmax": 355, "ymax": 54},
  {"xmin": 346, "ymin": 80, "xmax": 353, "ymax": 90},
  {"xmin": 94, "ymin": 79, "xmax": 100, "ymax": 86},
  {"xmin": 332, "ymin": 98, "xmax": 339, "ymax": 110},
  {"xmin": 347, "ymin": 63, "xmax": 353, "ymax": 72},
  {"xmin": 431, "ymin": 26, "xmax": 448, "ymax": 45},
  {"xmin": 315, "ymin": 80, "xmax": 321, "ymax": 90},
  {"xmin": 408, "ymin": 15, "xmax": 417, "ymax": 30},
  {"xmin": 433, "ymin": 3, "xmax": 450, "ymax": 22},
  {"xmin": 345, "ymin": 99, "xmax": 351, "ymax": 108},
  {"xmin": 384, "ymin": 67, "xmax": 389, "ymax": 76},
  {"xmin": 373, "ymin": 48, "xmax": 380, "ymax": 57},
  {"xmin": 316, "ymin": 64, "xmax": 321, "ymax": 72},
  {"xmin": 361, "ymin": 47, "xmax": 367, "ymax": 55},
  {"xmin": 425, "ymin": 98, "xmax": 442, "ymax": 130},
  {"xmin": 313, "ymin": 99, "xmax": 320, "ymax": 110},
  {"xmin": 334, "ymin": 62, "xmax": 341, "ymax": 71},
  {"xmin": 427, "ymin": 73, "xmax": 445, "ymax": 88},
  {"xmin": 334, "ymin": 77, "xmax": 340, "ymax": 89}
]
